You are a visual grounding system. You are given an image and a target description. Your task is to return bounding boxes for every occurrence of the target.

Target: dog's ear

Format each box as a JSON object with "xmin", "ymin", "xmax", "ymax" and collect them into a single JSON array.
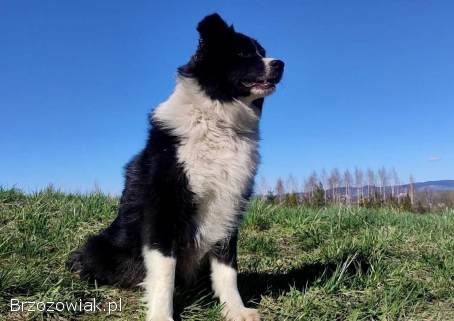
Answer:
[{"xmin": 197, "ymin": 13, "xmax": 232, "ymax": 42}]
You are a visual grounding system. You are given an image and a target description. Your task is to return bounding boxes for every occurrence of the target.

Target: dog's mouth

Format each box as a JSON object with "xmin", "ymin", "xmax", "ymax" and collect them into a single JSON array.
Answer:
[{"xmin": 241, "ymin": 77, "xmax": 279, "ymax": 90}]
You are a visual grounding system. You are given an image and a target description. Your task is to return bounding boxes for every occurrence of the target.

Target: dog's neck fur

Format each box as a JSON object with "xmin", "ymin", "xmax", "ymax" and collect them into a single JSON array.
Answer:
[
  {"xmin": 152, "ymin": 76, "xmax": 261, "ymax": 137},
  {"xmin": 153, "ymin": 76, "xmax": 261, "ymax": 258}
]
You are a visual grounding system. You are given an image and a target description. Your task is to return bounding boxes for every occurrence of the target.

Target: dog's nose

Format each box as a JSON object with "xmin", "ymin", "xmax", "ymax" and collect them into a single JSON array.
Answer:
[{"xmin": 270, "ymin": 59, "xmax": 284, "ymax": 70}]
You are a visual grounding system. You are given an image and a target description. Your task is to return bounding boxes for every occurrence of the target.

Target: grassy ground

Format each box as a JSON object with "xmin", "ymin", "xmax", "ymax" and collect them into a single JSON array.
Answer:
[{"xmin": 1, "ymin": 188, "xmax": 453, "ymax": 321}]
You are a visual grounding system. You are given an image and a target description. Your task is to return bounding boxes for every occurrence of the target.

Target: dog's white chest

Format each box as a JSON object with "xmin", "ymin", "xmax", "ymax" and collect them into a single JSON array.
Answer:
[
  {"xmin": 177, "ymin": 117, "xmax": 259, "ymax": 249},
  {"xmin": 178, "ymin": 120, "xmax": 258, "ymax": 199},
  {"xmin": 153, "ymin": 79, "xmax": 261, "ymax": 251}
]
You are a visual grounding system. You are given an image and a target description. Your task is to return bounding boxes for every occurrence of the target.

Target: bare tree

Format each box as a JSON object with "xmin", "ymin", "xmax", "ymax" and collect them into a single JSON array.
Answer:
[
  {"xmin": 300, "ymin": 177, "xmax": 306, "ymax": 197},
  {"xmin": 275, "ymin": 177, "xmax": 285, "ymax": 202},
  {"xmin": 437, "ymin": 191, "xmax": 454, "ymax": 209},
  {"xmin": 329, "ymin": 168, "xmax": 341, "ymax": 203},
  {"xmin": 378, "ymin": 167, "xmax": 388, "ymax": 201},
  {"xmin": 343, "ymin": 169, "xmax": 353, "ymax": 204},
  {"xmin": 304, "ymin": 171, "xmax": 318, "ymax": 200},
  {"xmin": 327, "ymin": 173, "xmax": 334, "ymax": 202},
  {"xmin": 409, "ymin": 175, "xmax": 415, "ymax": 205},
  {"xmin": 424, "ymin": 188, "xmax": 434, "ymax": 211},
  {"xmin": 390, "ymin": 167, "xmax": 399, "ymax": 197},
  {"xmin": 286, "ymin": 174, "xmax": 298, "ymax": 194},
  {"xmin": 258, "ymin": 176, "xmax": 270, "ymax": 200},
  {"xmin": 320, "ymin": 169, "xmax": 328, "ymax": 203},
  {"xmin": 311, "ymin": 171, "xmax": 318, "ymax": 195},
  {"xmin": 303, "ymin": 178, "xmax": 312, "ymax": 203},
  {"xmin": 354, "ymin": 167, "xmax": 364, "ymax": 204},
  {"xmin": 367, "ymin": 168, "xmax": 376, "ymax": 200},
  {"xmin": 303, "ymin": 178, "xmax": 310, "ymax": 198}
]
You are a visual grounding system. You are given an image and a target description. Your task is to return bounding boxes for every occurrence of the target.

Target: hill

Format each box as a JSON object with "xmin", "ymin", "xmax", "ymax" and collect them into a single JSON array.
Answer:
[{"xmin": 414, "ymin": 180, "xmax": 454, "ymax": 191}]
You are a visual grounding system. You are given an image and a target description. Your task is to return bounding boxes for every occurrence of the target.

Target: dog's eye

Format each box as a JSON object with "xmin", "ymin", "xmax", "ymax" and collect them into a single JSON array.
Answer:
[{"xmin": 236, "ymin": 52, "xmax": 253, "ymax": 58}]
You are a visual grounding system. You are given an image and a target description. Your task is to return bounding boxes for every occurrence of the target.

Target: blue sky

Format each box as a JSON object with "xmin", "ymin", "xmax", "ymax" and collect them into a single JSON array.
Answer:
[{"xmin": 1, "ymin": 1, "xmax": 453, "ymax": 194}]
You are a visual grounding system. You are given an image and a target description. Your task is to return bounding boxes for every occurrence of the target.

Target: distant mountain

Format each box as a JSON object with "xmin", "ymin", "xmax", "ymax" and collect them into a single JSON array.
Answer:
[{"xmin": 413, "ymin": 180, "xmax": 454, "ymax": 192}]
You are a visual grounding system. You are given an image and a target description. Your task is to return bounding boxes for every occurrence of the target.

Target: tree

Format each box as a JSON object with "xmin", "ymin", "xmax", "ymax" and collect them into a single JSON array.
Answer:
[
  {"xmin": 285, "ymin": 193, "xmax": 298, "ymax": 207},
  {"xmin": 367, "ymin": 168, "xmax": 376, "ymax": 200},
  {"xmin": 378, "ymin": 166, "xmax": 388, "ymax": 201},
  {"xmin": 275, "ymin": 177, "xmax": 285, "ymax": 203},
  {"xmin": 320, "ymin": 169, "xmax": 328, "ymax": 203},
  {"xmin": 390, "ymin": 167, "xmax": 399, "ymax": 197},
  {"xmin": 311, "ymin": 183, "xmax": 325, "ymax": 208},
  {"xmin": 424, "ymin": 188, "xmax": 434, "ymax": 211},
  {"xmin": 266, "ymin": 190, "xmax": 276, "ymax": 203},
  {"xmin": 258, "ymin": 176, "xmax": 270, "ymax": 200},
  {"xmin": 285, "ymin": 174, "xmax": 298, "ymax": 195},
  {"xmin": 305, "ymin": 171, "xmax": 318, "ymax": 200},
  {"xmin": 354, "ymin": 167, "xmax": 364, "ymax": 204},
  {"xmin": 329, "ymin": 168, "xmax": 341, "ymax": 203},
  {"xmin": 409, "ymin": 175, "xmax": 415, "ymax": 205},
  {"xmin": 343, "ymin": 169, "xmax": 352, "ymax": 204},
  {"xmin": 400, "ymin": 194, "xmax": 412, "ymax": 212}
]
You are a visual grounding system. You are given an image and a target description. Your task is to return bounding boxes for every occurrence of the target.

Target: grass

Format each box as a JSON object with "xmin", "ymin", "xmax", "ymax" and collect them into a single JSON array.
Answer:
[{"xmin": 1, "ymin": 187, "xmax": 453, "ymax": 320}]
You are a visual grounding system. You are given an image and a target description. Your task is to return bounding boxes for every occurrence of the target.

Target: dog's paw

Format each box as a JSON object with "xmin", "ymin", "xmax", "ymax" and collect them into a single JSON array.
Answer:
[
  {"xmin": 66, "ymin": 250, "xmax": 83, "ymax": 272},
  {"xmin": 226, "ymin": 307, "xmax": 260, "ymax": 321}
]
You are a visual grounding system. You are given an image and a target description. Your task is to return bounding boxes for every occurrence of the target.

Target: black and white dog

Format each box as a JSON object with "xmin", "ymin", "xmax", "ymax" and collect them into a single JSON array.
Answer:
[{"xmin": 69, "ymin": 13, "xmax": 284, "ymax": 321}]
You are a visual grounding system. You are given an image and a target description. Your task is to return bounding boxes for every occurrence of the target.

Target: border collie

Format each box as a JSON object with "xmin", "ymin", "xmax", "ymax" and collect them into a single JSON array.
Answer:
[{"xmin": 69, "ymin": 13, "xmax": 284, "ymax": 321}]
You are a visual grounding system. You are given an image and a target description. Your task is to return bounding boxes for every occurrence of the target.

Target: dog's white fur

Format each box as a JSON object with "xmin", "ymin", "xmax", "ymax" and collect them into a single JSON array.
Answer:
[
  {"xmin": 153, "ymin": 77, "xmax": 261, "ymax": 259},
  {"xmin": 143, "ymin": 247, "xmax": 177, "ymax": 321},
  {"xmin": 211, "ymin": 257, "xmax": 260, "ymax": 321},
  {"xmin": 142, "ymin": 77, "xmax": 263, "ymax": 320}
]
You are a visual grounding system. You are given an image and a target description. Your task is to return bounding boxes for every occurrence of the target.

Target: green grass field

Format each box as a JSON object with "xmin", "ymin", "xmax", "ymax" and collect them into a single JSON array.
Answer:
[{"xmin": 1, "ymin": 188, "xmax": 453, "ymax": 321}]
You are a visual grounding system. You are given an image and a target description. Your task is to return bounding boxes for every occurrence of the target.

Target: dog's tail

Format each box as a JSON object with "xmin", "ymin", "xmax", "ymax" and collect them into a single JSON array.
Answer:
[{"xmin": 67, "ymin": 232, "xmax": 145, "ymax": 288}]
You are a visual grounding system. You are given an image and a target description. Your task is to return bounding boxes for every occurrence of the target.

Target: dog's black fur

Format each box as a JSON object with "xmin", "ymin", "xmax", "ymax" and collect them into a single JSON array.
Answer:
[
  {"xmin": 68, "ymin": 124, "xmax": 196, "ymax": 287},
  {"xmin": 179, "ymin": 14, "xmax": 278, "ymax": 102},
  {"xmin": 68, "ymin": 13, "xmax": 284, "ymax": 291}
]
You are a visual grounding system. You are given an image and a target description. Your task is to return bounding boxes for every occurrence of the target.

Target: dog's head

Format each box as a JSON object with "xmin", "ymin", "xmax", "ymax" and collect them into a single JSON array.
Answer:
[{"xmin": 178, "ymin": 13, "xmax": 284, "ymax": 103}]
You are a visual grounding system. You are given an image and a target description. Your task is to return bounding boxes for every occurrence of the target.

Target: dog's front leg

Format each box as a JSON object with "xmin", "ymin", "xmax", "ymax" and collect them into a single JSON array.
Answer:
[
  {"xmin": 210, "ymin": 233, "xmax": 260, "ymax": 321},
  {"xmin": 142, "ymin": 246, "xmax": 176, "ymax": 321}
]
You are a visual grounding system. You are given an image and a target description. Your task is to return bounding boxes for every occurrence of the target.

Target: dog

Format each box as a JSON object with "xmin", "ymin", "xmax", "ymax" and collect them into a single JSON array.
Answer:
[{"xmin": 68, "ymin": 13, "xmax": 284, "ymax": 321}]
